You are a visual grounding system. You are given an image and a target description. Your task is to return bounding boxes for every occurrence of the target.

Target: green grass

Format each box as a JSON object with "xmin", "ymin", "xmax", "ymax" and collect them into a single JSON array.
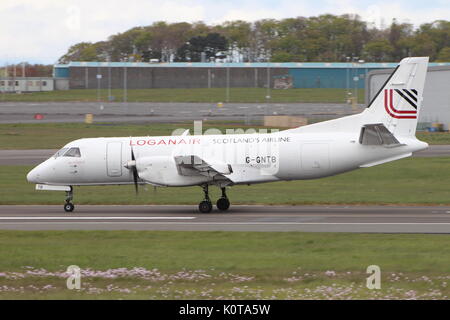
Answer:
[
  {"xmin": 0, "ymin": 88, "xmax": 365, "ymax": 103},
  {"xmin": 0, "ymin": 230, "xmax": 449, "ymax": 299},
  {"xmin": 2, "ymin": 230, "xmax": 447, "ymax": 273},
  {"xmin": 0, "ymin": 121, "xmax": 276, "ymax": 149},
  {"xmin": 1, "ymin": 122, "xmax": 450, "ymax": 150},
  {"xmin": 416, "ymin": 132, "xmax": 450, "ymax": 145},
  {"xmin": 1, "ymin": 157, "xmax": 449, "ymax": 205}
]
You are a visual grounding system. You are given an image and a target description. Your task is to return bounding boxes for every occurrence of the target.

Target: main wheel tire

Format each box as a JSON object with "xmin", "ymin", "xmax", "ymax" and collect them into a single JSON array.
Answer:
[
  {"xmin": 216, "ymin": 197, "xmax": 230, "ymax": 211},
  {"xmin": 64, "ymin": 203, "xmax": 75, "ymax": 212},
  {"xmin": 198, "ymin": 200, "xmax": 213, "ymax": 213}
]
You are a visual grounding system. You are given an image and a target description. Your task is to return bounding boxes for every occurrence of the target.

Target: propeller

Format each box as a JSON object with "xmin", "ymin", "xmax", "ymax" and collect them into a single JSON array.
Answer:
[
  {"xmin": 131, "ymin": 147, "xmax": 139, "ymax": 194},
  {"xmin": 124, "ymin": 147, "xmax": 139, "ymax": 195}
]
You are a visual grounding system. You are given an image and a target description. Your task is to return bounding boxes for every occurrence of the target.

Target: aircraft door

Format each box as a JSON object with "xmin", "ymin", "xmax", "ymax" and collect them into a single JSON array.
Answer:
[{"xmin": 106, "ymin": 142, "xmax": 123, "ymax": 177}]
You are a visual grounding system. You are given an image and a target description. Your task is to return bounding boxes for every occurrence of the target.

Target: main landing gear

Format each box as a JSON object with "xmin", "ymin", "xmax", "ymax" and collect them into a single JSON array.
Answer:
[
  {"xmin": 198, "ymin": 185, "xmax": 230, "ymax": 213},
  {"xmin": 216, "ymin": 187, "xmax": 230, "ymax": 211},
  {"xmin": 64, "ymin": 187, "xmax": 75, "ymax": 213}
]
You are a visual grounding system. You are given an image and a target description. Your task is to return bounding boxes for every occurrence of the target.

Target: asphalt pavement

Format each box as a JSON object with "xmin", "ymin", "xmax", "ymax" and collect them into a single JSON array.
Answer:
[
  {"xmin": 0, "ymin": 101, "xmax": 359, "ymax": 123},
  {"xmin": 1, "ymin": 205, "xmax": 450, "ymax": 233}
]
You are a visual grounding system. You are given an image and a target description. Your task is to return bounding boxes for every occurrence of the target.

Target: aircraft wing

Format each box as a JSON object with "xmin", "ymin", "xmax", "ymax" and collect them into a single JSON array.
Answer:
[{"xmin": 174, "ymin": 155, "xmax": 234, "ymax": 183}]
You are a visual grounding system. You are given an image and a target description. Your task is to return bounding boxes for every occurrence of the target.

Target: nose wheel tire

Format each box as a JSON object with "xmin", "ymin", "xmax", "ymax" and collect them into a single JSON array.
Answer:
[
  {"xmin": 199, "ymin": 200, "xmax": 213, "ymax": 214},
  {"xmin": 216, "ymin": 197, "xmax": 230, "ymax": 211},
  {"xmin": 64, "ymin": 203, "xmax": 75, "ymax": 213}
]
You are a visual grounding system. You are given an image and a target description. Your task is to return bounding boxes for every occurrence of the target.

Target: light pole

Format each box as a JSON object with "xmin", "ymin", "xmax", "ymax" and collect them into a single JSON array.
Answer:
[
  {"xmin": 352, "ymin": 56, "xmax": 359, "ymax": 104},
  {"xmin": 266, "ymin": 60, "xmax": 271, "ymax": 102},
  {"xmin": 13, "ymin": 63, "xmax": 16, "ymax": 92},
  {"xmin": 346, "ymin": 56, "xmax": 350, "ymax": 103},
  {"xmin": 96, "ymin": 66, "xmax": 101, "ymax": 102},
  {"xmin": 7, "ymin": 63, "xmax": 11, "ymax": 93},
  {"xmin": 2, "ymin": 63, "xmax": 6, "ymax": 100},
  {"xmin": 123, "ymin": 57, "xmax": 128, "ymax": 104},
  {"xmin": 355, "ymin": 59, "xmax": 365, "ymax": 105},
  {"xmin": 124, "ymin": 66, "xmax": 127, "ymax": 104},
  {"xmin": 226, "ymin": 61, "xmax": 230, "ymax": 103},
  {"xmin": 107, "ymin": 56, "xmax": 111, "ymax": 102}
]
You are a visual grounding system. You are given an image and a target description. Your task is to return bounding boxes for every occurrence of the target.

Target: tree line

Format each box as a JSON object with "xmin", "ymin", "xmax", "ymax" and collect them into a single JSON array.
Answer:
[
  {"xmin": 59, "ymin": 14, "xmax": 450, "ymax": 63},
  {"xmin": 1, "ymin": 64, "xmax": 53, "ymax": 77}
]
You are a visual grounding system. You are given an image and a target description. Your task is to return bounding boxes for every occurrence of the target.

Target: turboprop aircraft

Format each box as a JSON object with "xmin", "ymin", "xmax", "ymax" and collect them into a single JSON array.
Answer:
[{"xmin": 27, "ymin": 57, "xmax": 429, "ymax": 213}]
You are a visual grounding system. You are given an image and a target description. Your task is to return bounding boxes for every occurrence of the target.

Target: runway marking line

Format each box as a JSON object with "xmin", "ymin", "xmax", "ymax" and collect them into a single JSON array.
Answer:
[
  {"xmin": 0, "ymin": 217, "xmax": 196, "ymax": 220},
  {"xmin": 1, "ymin": 221, "xmax": 450, "ymax": 226}
]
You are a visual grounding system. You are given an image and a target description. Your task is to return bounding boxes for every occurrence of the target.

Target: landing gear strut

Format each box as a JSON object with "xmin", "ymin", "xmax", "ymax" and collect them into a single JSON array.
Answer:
[
  {"xmin": 216, "ymin": 187, "xmax": 230, "ymax": 211},
  {"xmin": 64, "ymin": 187, "xmax": 75, "ymax": 213},
  {"xmin": 198, "ymin": 184, "xmax": 213, "ymax": 213},
  {"xmin": 198, "ymin": 185, "xmax": 231, "ymax": 213}
]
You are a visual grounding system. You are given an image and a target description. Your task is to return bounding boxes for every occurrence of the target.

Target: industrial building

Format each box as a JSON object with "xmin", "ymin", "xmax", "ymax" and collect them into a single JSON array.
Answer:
[
  {"xmin": 53, "ymin": 61, "xmax": 449, "ymax": 91},
  {"xmin": 0, "ymin": 77, "xmax": 54, "ymax": 92}
]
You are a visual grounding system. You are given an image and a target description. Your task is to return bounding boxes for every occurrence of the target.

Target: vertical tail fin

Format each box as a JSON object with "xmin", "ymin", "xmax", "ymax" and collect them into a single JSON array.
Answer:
[{"xmin": 363, "ymin": 57, "xmax": 429, "ymax": 137}]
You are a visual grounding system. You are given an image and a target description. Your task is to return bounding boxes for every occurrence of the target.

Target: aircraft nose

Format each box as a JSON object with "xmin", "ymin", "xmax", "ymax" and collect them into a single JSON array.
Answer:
[{"xmin": 27, "ymin": 167, "xmax": 41, "ymax": 183}]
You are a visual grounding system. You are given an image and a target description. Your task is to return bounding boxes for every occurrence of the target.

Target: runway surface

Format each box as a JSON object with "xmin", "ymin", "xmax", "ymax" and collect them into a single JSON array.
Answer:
[
  {"xmin": 1, "ymin": 205, "xmax": 450, "ymax": 233},
  {"xmin": 0, "ymin": 149, "xmax": 57, "ymax": 165},
  {"xmin": 0, "ymin": 102, "xmax": 359, "ymax": 124},
  {"xmin": 1, "ymin": 145, "xmax": 448, "ymax": 165}
]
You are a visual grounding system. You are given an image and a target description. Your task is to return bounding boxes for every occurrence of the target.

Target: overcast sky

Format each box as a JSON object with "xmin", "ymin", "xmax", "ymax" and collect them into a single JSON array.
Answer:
[{"xmin": 1, "ymin": 0, "xmax": 449, "ymax": 64}]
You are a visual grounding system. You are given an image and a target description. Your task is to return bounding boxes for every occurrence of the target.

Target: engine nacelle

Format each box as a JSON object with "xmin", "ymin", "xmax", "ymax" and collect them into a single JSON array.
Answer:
[{"xmin": 136, "ymin": 156, "xmax": 208, "ymax": 186}]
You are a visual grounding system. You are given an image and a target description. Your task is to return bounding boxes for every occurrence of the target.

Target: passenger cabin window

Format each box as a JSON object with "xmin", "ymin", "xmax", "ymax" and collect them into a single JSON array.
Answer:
[
  {"xmin": 64, "ymin": 147, "xmax": 81, "ymax": 157},
  {"xmin": 53, "ymin": 148, "xmax": 68, "ymax": 158}
]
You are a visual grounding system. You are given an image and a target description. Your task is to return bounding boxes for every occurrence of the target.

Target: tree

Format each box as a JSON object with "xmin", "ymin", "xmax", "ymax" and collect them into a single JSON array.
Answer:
[
  {"xmin": 271, "ymin": 51, "xmax": 295, "ymax": 62},
  {"xmin": 142, "ymin": 21, "xmax": 192, "ymax": 62},
  {"xmin": 410, "ymin": 33, "xmax": 438, "ymax": 59},
  {"xmin": 58, "ymin": 16, "xmax": 450, "ymax": 64},
  {"xmin": 58, "ymin": 42, "xmax": 99, "ymax": 63},
  {"xmin": 2, "ymin": 63, "xmax": 52, "ymax": 77},
  {"xmin": 217, "ymin": 20, "xmax": 252, "ymax": 61},
  {"xmin": 388, "ymin": 20, "xmax": 413, "ymax": 60},
  {"xmin": 134, "ymin": 30, "xmax": 153, "ymax": 61},
  {"xmin": 108, "ymin": 27, "xmax": 144, "ymax": 61},
  {"xmin": 364, "ymin": 40, "xmax": 394, "ymax": 61},
  {"xmin": 436, "ymin": 47, "xmax": 450, "ymax": 62},
  {"xmin": 412, "ymin": 20, "xmax": 450, "ymax": 60},
  {"xmin": 178, "ymin": 33, "xmax": 228, "ymax": 62},
  {"xmin": 252, "ymin": 19, "xmax": 280, "ymax": 61}
]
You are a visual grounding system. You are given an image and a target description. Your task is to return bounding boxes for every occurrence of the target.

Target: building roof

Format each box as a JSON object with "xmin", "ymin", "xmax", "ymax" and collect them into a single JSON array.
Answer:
[{"xmin": 55, "ymin": 61, "xmax": 450, "ymax": 69}]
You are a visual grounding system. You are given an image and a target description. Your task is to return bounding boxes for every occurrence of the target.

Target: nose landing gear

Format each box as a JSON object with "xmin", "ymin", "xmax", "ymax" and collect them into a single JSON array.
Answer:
[
  {"xmin": 198, "ymin": 185, "xmax": 230, "ymax": 213},
  {"xmin": 64, "ymin": 187, "xmax": 75, "ymax": 213}
]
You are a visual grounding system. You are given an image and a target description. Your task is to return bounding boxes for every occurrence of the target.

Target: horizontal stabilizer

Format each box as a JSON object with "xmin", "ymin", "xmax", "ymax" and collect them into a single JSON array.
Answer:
[{"xmin": 360, "ymin": 153, "xmax": 412, "ymax": 167}]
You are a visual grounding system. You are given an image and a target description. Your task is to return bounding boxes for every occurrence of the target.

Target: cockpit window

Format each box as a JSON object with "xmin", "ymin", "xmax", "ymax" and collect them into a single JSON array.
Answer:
[
  {"xmin": 64, "ymin": 147, "xmax": 81, "ymax": 157},
  {"xmin": 53, "ymin": 148, "xmax": 68, "ymax": 158}
]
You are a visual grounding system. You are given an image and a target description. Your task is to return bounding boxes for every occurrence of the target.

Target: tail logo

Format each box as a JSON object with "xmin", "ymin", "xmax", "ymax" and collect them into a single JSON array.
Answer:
[{"xmin": 384, "ymin": 89, "xmax": 418, "ymax": 119}]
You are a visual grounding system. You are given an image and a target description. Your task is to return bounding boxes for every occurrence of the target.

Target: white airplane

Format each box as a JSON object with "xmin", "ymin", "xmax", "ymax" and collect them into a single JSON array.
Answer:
[{"xmin": 27, "ymin": 57, "xmax": 429, "ymax": 213}]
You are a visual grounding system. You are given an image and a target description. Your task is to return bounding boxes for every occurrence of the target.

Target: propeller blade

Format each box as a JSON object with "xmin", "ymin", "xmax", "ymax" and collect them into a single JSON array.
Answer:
[
  {"xmin": 133, "ymin": 167, "xmax": 139, "ymax": 195},
  {"xmin": 131, "ymin": 147, "xmax": 139, "ymax": 195}
]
